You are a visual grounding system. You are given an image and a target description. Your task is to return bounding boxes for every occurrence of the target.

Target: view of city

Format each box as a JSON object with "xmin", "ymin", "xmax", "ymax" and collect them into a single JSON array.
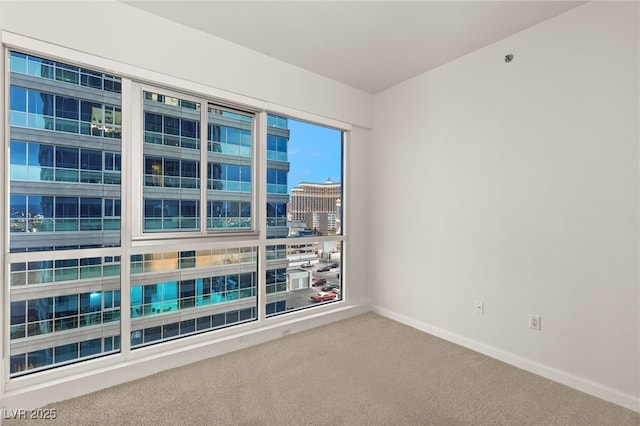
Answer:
[{"xmin": 7, "ymin": 51, "xmax": 344, "ymax": 376}]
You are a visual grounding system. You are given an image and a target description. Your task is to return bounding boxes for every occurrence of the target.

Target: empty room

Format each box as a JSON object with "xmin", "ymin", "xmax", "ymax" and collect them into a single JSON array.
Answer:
[{"xmin": 0, "ymin": 1, "xmax": 638, "ymax": 424}]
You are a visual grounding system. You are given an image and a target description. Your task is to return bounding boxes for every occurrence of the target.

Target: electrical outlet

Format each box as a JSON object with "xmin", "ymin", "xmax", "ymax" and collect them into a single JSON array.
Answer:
[
  {"xmin": 529, "ymin": 314, "xmax": 541, "ymax": 331},
  {"xmin": 474, "ymin": 301, "xmax": 484, "ymax": 314}
]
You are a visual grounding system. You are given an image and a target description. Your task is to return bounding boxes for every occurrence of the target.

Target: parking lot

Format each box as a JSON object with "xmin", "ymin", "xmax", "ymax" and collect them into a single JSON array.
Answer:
[{"xmin": 285, "ymin": 261, "xmax": 341, "ymax": 310}]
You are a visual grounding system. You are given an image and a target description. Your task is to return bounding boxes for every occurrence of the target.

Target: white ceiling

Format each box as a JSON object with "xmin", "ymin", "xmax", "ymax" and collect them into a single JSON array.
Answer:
[{"xmin": 123, "ymin": 1, "xmax": 586, "ymax": 94}]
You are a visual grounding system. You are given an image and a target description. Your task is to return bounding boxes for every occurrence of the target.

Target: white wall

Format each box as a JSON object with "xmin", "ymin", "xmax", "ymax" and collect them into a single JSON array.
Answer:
[
  {"xmin": 370, "ymin": 1, "xmax": 639, "ymax": 411},
  {"xmin": 0, "ymin": 1, "xmax": 372, "ymax": 129},
  {"xmin": 0, "ymin": 0, "xmax": 371, "ymax": 408}
]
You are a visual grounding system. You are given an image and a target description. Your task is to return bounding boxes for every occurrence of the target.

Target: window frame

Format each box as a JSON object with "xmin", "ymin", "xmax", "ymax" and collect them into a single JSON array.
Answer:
[
  {"xmin": 131, "ymin": 83, "xmax": 262, "ymax": 241},
  {"xmin": 2, "ymin": 33, "xmax": 352, "ymax": 390}
]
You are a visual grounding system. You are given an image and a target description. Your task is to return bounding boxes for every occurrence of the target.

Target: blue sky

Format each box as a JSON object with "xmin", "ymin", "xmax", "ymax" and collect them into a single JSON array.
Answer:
[{"xmin": 286, "ymin": 119, "xmax": 342, "ymax": 192}]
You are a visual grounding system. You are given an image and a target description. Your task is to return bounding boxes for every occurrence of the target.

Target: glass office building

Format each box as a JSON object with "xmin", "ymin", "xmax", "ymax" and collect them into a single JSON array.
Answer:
[{"xmin": 8, "ymin": 52, "xmax": 123, "ymax": 375}]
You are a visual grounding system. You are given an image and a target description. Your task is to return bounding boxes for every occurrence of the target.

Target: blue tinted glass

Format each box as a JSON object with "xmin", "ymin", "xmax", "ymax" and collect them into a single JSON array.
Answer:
[
  {"xmin": 55, "ymin": 343, "xmax": 79, "ymax": 362},
  {"xmin": 80, "ymin": 292, "xmax": 101, "ymax": 314},
  {"xmin": 277, "ymin": 170, "xmax": 287, "ymax": 185},
  {"xmin": 144, "ymin": 327, "xmax": 161, "ymax": 343},
  {"xmin": 164, "ymin": 159, "xmax": 179, "ymax": 176},
  {"xmin": 130, "ymin": 287, "xmax": 142, "ymax": 306},
  {"xmin": 145, "ymin": 157, "xmax": 161, "ymax": 174},
  {"xmin": 28, "ymin": 90, "xmax": 53, "ymax": 115},
  {"xmin": 28, "ymin": 298, "xmax": 53, "ymax": 322},
  {"xmin": 80, "ymin": 338, "xmax": 101, "ymax": 357},
  {"xmin": 143, "ymin": 284, "xmax": 159, "ymax": 304},
  {"xmin": 181, "ymin": 201, "xmax": 198, "ymax": 217},
  {"xmin": 163, "ymin": 282, "xmax": 178, "ymax": 300},
  {"xmin": 226, "ymin": 165, "xmax": 239, "ymax": 181},
  {"xmin": 181, "ymin": 161, "xmax": 198, "ymax": 178},
  {"xmin": 55, "ymin": 197, "xmax": 78, "ymax": 218},
  {"xmin": 10, "ymin": 141, "xmax": 27, "ymax": 165},
  {"xmin": 267, "ymin": 135, "xmax": 277, "ymax": 151},
  {"xmin": 81, "ymin": 72, "xmax": 102, "ymax": 90},
  {"xmin": 28, "ymin": 349, "xmax": 53, "ymax": 368},
  {"xmin": 227, "ymin": 128, "xmax": 240, "ymax": 144},
  {"xmin": 80, "ymin": 257, "xmax": 101, "ymax": 266},
  {"xmin": 267, "ymin": 169, "xmax": 276, "ymax": 184},
  {"xmin": 164, "ymin": 200, "xmax": 179, "ymax": 217},
  {"xmin": 209, "ymin": 163, "xmax": 222, "ymax": 180},
  {"xmin": 80, "ymin": 101, "xmax": 101, "ymax": 122},
  {"xmin": 55, "ymin": 96, "xmax": 79, "ymax": 119},
  {"xmin": 209, "ymin": 125, "xmax": 221, "ymax": 142},
  {"xmin": 209, "ymin": 201, "xmax": 224, "ymax": 217},
  {"xmin": 240, "ymin": 202, "xmax": 251, "ymax": 217},
  {"xmin": 164, "ymin": 116, "xmax": 179, "ymax": 135},
  {"xmin": 55, "ymin": 147, "xmax": 79, "ymax": 168},
  {"xmin": 28, "ymin": 195, "xmax": 54, "ymax": 217},
  {"xmin": 145, "ymin": 200, "xmax": 163, "ymax": 218},
  {"xmin": 55, "ymin": 295, "xmax": 78, "ymax": 317},
  {"xmin": 240, "ymin": 166, "xmax": 251, "ymax": 182},
  {"xmin": 10, "ymin": 87, "xmax": 27, "ymax": 111},
  {"xmin": 29, "ymin": 143, "xmax": 53, "ymax": 167},
  {"xmin": 10, "ymin": 194, "xmax": 26, "ymax": 214},
  {"xmin": 80, "ymin": 150, "xmax": 102, "ymax": 170},
  {"xmin": 55, "ymin": 258, "xmax": 78, "ymax": 268},
  {"xmin": 181, "ymin": 119, "xmax": 198, "ymax": 138},
  {"xmin": 105, "ymin": 153, "xmax": 121, "ymax": 171},
  {"xmin": 80, "ymin": 198, "xmax": 102, "ymax": 217},
  {"xmin": 240, "ymin": 130, "xmax": 251, "ymax": 147},
  {"xmin": 180, "ymin": 320, "xmax": 196, "ymax": 334},
  {"xmin": 277, "ymin": 137, "xmax": 287, "ymax": 152},
  {"xmin": 145, "ymin": 112, "xmax": 162, "ymax": 133},
  {"xmin": 11, "ymin": 301, "xmax": 26, "ymax": 325},
  {"xmin": 10, "ymin": 52, "xmax": 27, "ymax": 73}
]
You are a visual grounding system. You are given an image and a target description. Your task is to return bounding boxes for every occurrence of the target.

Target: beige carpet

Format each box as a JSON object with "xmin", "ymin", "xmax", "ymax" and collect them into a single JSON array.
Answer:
[{"xmin": 4, "ymin": 313, "xmax": 639, "ymax": 425}]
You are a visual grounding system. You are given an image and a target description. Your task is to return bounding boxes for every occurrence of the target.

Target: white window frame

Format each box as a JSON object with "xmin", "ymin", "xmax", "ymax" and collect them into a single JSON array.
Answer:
[{"xmin": 1, "ymin": 31, "xmax": 351, "ymax": 393}]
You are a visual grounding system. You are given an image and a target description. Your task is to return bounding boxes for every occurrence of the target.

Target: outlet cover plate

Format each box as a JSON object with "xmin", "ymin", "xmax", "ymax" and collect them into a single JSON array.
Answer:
[{"xmin": 529, "ymin": 314, "xmax": 541, "ymax": 331}]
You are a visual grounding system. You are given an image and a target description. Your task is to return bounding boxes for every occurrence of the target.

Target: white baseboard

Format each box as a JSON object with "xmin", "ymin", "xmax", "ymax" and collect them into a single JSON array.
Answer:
[
  {"xmin": 372, "ymin": 305, "xmax": 640, "ymax": 413},
  {"xmin": 1, "ymin": 303, "xmax": 370, "ymax": 410}
]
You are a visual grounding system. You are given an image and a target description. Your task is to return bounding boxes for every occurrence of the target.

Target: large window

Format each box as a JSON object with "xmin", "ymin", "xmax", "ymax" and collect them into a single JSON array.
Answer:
[{"xmin": 5, "ymin": 49, "xmax": 346, "ymax": 379}]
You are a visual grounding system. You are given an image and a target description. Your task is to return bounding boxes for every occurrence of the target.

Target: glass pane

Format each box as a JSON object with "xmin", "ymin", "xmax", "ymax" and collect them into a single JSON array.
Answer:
[
  {"xmin": 266, "ymin": 242, "xmax": 342, "ymax": 317},
  {"xmin": 8, "ymin": 51, "xmax": 122, "ymax": 378},
  {"xmin": 207, "ymin": 106, "xmax": 254, "ymax": 231},
  {"xmin": 143, "ymin": 91, "xmax": 201, "ymax": 233},
  {"xmin": 130, "ymin": 247, "xmax": 257, "ymax": 349},
  {"xmin": 267, "ymin": 116, "xmax": 342, "ymax": 239}
]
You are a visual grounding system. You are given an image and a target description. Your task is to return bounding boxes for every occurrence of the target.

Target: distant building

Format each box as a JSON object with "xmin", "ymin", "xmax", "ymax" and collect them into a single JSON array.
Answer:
[{"xmin": 290, "ymin": 178, "xmax": 341, "ymax": 236}]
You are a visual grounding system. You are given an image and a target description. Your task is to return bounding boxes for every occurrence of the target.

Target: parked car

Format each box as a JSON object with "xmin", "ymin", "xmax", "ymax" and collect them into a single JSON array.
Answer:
[
  {"xmin": 301, "ymin": 262, "xmax": 312, "ymax": 268},
  {"xmin": 317, "ymin": 265, "xmax": 331, "ymax": 272},
  {"xmin": 322, "ymin": 283, "xmax": 339, "ymax": 292},
  {"xmin": 312, "ymin": 278, "xmax": 327, "ymax": 286},
  {"xmin": 328, "ymin": 262, "xmax": 339, "ymax": 268},
  {"xmin": 310, "ymin": 292, "xmax": 337, "ymax": 302}
]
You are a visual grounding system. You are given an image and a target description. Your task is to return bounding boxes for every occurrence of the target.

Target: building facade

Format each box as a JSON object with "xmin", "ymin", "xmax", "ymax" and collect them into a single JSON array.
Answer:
[
  {"xmin": 290, "ymin": 178, "xmax": 342, "ymax": 236},
  {"xmin": 7, "ymin": 51, "xmax": 298, "ymax": 375}
]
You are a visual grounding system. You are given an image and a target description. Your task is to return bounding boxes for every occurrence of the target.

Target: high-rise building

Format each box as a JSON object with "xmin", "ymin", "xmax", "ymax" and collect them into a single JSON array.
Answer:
[
  {"xmin": 7, "ymin": 51, "xmax": 293, "ymax": 375},
  {"xmin": 8, "ymin": 52, "xmax": 124, "ymax": 375},
  {"xmin": 290, "ymin": 178, "xmax": 342, "ymax": 236}
]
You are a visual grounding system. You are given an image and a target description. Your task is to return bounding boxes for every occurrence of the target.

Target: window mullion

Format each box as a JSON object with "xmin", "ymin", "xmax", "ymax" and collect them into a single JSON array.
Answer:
[{"xmin": 200, "ymin": 101, "xmax": 208, "ymax": 235}]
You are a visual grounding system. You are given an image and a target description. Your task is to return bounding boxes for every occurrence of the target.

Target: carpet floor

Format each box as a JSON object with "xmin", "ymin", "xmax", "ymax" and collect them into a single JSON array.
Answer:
[{"xmin": 3, "ymin": 312, "xmax": 639, "ymax": 425}]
